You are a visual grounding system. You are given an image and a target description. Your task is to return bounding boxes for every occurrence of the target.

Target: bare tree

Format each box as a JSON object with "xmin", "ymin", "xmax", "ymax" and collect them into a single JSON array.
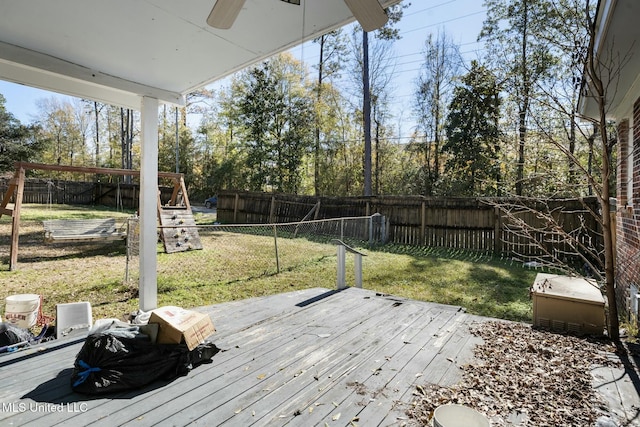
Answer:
[
  {"xmin": 120, "ymin": 108, "xmax": 135, "ymax": 183},
  {"xmin": 312, "ymin": 30, "xmax": 347, "ymax": 196},
  {"xmin": 480, "ymin": 0, "xmax": 557, "ymax": 196},
  {"xmin": 348, "ymin": 23, "xmax": 399, "ymax": 196},
  {"xmin": 412, "ymin": 30, "xmax": 462, "ymax": 195},
  {"xmin": 489, "ymin": 0, "xmax": 627, "ymax": 339},
  {"xmin": 355, "ymin": 3, "xmax": 406, "ymax": 196}
]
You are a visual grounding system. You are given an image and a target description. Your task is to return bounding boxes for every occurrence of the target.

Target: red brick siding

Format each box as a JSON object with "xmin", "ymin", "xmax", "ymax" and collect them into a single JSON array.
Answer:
[
  {"xmin": 617, "ymin": 102, "xmax": 640, "ymax": 320},
  {"xmin": 618, "ymin": 120, "xmax": 629, "ymax": 206},
  {"xmin": 635, "ymin": 98, "xmax": 640, "ymax": 202}
]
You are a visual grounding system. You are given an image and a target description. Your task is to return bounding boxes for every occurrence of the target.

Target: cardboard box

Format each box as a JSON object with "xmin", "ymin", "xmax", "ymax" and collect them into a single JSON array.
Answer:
[{"xmin": 149, "ymin": 306, "xmax": 215, "ymax": 350}]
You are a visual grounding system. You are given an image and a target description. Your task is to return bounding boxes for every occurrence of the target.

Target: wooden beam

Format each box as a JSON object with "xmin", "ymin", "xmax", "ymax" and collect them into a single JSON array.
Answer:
[
  {"xmin": 179, "ymin": 176, "xmax": 191, "ymax": 211},
  {"xmin": 9, "ymin": 167, "xmax": 25, "ymax": 270},
  {"xmin": 14, "ymin": 162, "xmax": 183, "ymax": 180},
  {"xmin": 0, "ymin": 174, "xmax": 19, "ymax": 220},
  {"xmin": 169, "ymin": 182, "xmax": 181, "ymax": 206}
]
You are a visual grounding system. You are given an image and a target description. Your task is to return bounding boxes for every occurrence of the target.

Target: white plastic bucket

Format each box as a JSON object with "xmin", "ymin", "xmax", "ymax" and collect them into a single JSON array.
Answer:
[
  {"xmin": 4, "ymin": 294, "xmax": 40, "ymax": 329},
  {"xmin": 433, "ymin": 404, "xmax": 490, "ymax": 427}
]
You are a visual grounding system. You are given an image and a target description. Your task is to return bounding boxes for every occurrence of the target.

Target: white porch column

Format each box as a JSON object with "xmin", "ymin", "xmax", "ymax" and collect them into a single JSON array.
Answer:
[{"xmin": 139, "ymin": 96, "xmax": 159, "ymax": 311}]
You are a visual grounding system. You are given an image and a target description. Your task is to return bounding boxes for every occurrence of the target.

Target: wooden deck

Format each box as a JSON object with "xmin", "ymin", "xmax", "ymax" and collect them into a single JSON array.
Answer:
[{"xmin": 0, "ymin": 287, "xmax": 638, "ymax": 426}]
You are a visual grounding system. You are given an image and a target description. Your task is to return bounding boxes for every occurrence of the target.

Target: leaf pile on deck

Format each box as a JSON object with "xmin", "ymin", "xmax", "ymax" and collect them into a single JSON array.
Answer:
[{"xmin": 407, "ymin": 321, "xmax": 620, "ymax": 426}]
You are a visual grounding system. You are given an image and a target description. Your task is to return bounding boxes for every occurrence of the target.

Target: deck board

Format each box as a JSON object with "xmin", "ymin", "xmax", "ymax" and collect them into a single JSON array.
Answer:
[
  {"xmin": 1, "ymin": 286, "xmax": 635, "ymax": 426},
  {"xmin": 224, "ymin": 302, "xmax": 441, "ymax": 426},
  {"xmin": 280, "ymin": 307, "xmax": 460, "ymax": 426},
  {"xmin": 116, "ymin": 292, "xmax": 395, "ymax": 425},
  {"xmin": 160, "ymin": 291, "xmax": 427, "ymax": 426}
]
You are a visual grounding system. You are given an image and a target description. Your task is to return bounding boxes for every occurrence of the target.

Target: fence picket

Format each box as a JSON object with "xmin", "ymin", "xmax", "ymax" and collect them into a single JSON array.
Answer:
[{"xmin": 215, "ymin": 191, "xmax": 603, "ymax": 262}]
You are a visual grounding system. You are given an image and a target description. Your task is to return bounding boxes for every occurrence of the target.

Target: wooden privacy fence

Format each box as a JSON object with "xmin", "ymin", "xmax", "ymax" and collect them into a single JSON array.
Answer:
[
  {"xmin": 0, "ymin": 178, "xmax": 176, "ymax": 209},
  {"xmin": 216, "ymin": 191, "xmax": 603, "ymax": 260}
]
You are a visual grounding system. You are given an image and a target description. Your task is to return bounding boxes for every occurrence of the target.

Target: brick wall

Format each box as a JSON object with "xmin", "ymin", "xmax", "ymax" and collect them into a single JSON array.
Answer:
[{"xmin": 616, "ymin": 104, "xmax": 640, "ymax": 321}]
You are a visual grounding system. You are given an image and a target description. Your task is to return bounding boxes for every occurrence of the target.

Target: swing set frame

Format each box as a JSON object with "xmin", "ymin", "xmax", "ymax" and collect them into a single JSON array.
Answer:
[{"xmin": 0, "ymin": 162, "xmax": 188, "ymax": 270}]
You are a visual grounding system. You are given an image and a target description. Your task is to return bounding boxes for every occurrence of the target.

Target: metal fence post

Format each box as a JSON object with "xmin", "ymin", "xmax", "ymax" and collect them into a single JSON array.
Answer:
[
  {"xmin": 273, "ymin": 224, "xmax": 280, "ymax": 274},
  {"xmin": 354, "ymin": 253, "xmax": 363, "ymax": 288},
  {"xmin": 336, "ymin": 244, "xmax": 346, "ymax": 289}
]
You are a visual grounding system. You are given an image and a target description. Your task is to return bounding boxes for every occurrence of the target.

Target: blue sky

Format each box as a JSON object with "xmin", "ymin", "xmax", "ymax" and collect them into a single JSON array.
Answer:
[{"xmin": 0, "ymin": 0, "xmax": 486, "ymax": 129}]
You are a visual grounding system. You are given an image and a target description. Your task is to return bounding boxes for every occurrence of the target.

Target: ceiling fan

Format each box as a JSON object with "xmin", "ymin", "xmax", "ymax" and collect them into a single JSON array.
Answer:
[{"xmin": 206, "ymin": 0, "xmax": 389, "ymax": 32}]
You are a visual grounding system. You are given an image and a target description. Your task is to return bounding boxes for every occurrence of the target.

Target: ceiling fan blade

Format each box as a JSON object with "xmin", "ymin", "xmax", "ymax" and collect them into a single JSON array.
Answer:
[
  {"xmin": 207, "ymin": 0, "xmax": 246, "ymax": 29},
  {"xmin": 344, "ymin": 0, "xmax": 389, "ymax": 32}
]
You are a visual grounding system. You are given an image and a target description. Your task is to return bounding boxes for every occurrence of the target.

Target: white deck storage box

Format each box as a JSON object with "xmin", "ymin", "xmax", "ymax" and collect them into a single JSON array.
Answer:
[{"xmin": 531, "ymin": 273, "xmax": 605, "ymax": 336}]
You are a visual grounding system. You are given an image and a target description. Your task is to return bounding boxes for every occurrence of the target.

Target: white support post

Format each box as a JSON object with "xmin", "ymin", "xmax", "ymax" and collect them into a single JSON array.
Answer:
[
  {"xmin": 336, "ymin": 245, "xmax": 346, "ymax": 290},
  {"xmin": 139, "ymin": 96, "xmax": 159, "ymax": 312},
  {"xmin": 354, "ymin": 254, "xmax": 363, "ymax": 288}
]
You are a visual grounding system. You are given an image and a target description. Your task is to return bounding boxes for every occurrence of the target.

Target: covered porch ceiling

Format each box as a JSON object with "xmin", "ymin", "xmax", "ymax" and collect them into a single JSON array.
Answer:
[
  {"xmin": 0, "ymin": 0, "xmax": 401, "ymax": 309},
  {"xmin": 0, "ymin": 0, "xmax": 400, "ymax": 109},
  {"xmin": 580, "ymin": 0, "xmax": 640, "ymax": 120}
]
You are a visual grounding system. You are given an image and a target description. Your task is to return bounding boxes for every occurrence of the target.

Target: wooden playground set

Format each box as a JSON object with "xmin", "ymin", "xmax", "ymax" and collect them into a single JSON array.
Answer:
[{"xmin": 0, "ymin": 162, "xmax": 203, "ymax": 270}]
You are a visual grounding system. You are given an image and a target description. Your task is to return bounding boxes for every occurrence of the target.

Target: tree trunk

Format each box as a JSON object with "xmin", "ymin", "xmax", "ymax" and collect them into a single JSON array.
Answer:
[
  {"xmin": 314, "ymin": 35, "xmax": 325, "ymax": 196},
  {"xmin": 587, "ymin": 3, "xmax": 619, "ymax": 339},
  {"xmin": 515, "ymin": 0, "xmax": 529, "ymax": 196},
  {"xmin": 363, "ymin": 29, "xmax": 372, "ymax": 196},
  {"xmin": 94, "ymin": 101, "xmax": 100, "ymax": 168},
  {"xmin": 374, "ymin": 118, "xmax": 380, "ymax": 194}
]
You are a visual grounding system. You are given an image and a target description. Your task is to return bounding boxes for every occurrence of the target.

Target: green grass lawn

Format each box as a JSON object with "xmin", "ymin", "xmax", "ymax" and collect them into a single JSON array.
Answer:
[{"xmin": 0, "ymin": 204, "xmax": 538, "ymax": 324}]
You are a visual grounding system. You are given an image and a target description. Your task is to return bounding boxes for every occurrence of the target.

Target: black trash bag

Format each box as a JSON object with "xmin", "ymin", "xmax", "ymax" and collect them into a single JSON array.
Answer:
[
  {"xmin": 70, "ymin": 331, "xmax": 191, "ymax": 394},
  {"xmin": 187, "ymin": 340, "xmax": 221, "ymax": 368},
  {"xmin": 0, "ymin": 322, "xmax": 34, "ymax": 347}
]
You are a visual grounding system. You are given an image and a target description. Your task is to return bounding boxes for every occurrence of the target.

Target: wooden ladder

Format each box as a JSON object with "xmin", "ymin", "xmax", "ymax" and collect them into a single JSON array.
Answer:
[{"xmin": 157, "ymin": 178, "xmax": 203, "ymax": 254}]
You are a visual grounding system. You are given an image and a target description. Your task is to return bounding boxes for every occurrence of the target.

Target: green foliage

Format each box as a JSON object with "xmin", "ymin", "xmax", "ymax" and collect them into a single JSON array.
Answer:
[
  {"xmin": 158, "ymin": 107, "xmax": 198, "ymax": 187},
  {"xmin": 0, "ymin": 1, "xmax": 604, "ymax": 204},
  {"xmin": 312, "ymin": 30, "xmax": 348, "ymax": 80},
  {"xmin": 621, "ymin": 315, "xmax": 639, "ymax": 343},
  {"xmin": 443, "ymin": 61, "xmax": 502, "ymax": 195},
  {"xmin": 35, "ymin": 97, "xmax": 92, "ymax": 169},
  {"xmin": 376, "ymin": 3, "xmax": 409, "ymax": 41},
  {"xmin": 0, "ymin": 94, "xmax": 43, "ymax": 171},
  {"xmin": 234, "ymin": 54, "xmax": 315, "ymax": 193}
]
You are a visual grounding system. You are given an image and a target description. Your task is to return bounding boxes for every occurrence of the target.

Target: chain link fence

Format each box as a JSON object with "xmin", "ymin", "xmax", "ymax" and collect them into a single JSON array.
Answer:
[{"xmin": 124, "ymin": 214, "xmax": 386, "ymax": 289}]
